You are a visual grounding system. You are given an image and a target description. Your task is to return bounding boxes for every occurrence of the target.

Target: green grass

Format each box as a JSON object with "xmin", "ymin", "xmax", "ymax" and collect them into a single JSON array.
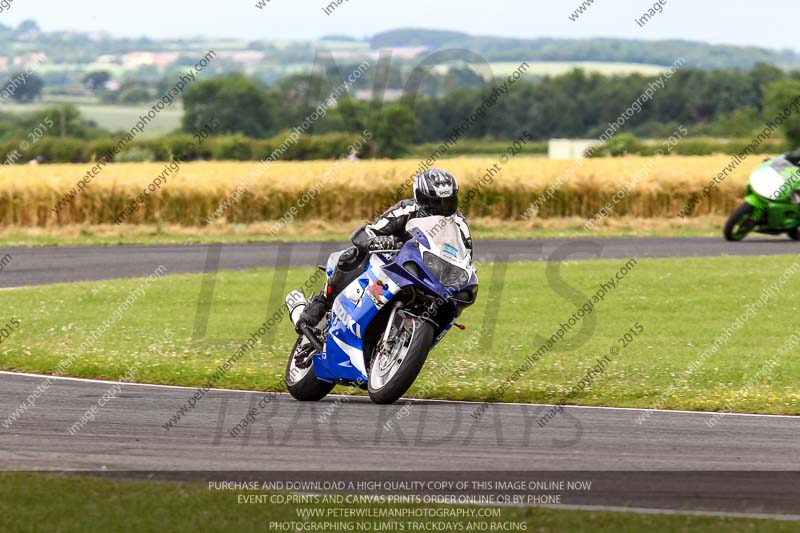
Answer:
[
  {"xmin": 0, "ymin": 229, "xmax": 352, "ymax": 247},
  {"xmin": 0, "ymin": 473, "xmax": 791, "ymax": 532},
  {"xmin": 1, "ymin": 256, "xmax": 799, "ymax": 414}
]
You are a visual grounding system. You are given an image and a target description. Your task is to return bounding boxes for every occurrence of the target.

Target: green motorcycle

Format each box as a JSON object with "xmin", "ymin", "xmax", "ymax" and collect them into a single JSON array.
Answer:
[{"xmin": 724, "ymin": 158, "xmax": 800, "ymax": 241}]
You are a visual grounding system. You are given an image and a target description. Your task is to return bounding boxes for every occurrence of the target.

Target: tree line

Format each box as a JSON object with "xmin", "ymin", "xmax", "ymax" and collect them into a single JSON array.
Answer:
[
  {"xmin": 180, "ymin": 63, "xmax": 800, "ymax": 151},
  {"xmin": 3, "ymin": 62, "xmax": 800, "ymax": 161}
]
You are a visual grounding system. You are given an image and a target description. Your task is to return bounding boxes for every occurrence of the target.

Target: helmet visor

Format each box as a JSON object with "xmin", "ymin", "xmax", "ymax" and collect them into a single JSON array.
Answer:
[{"xmin": 423, "ymin": 192, "xmax": 458, "ymax": 216}]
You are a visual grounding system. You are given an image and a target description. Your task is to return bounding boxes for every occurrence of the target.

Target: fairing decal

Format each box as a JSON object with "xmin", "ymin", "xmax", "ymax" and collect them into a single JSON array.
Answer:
[{"xmin": 315, "ymin": 258, "xmax": 398, "ymax": 382}]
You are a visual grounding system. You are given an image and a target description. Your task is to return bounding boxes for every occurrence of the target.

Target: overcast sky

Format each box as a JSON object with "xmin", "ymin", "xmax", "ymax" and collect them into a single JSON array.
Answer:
[{"xmin": 2, "ymin": 0, "xmax": 798, "ymax": 52}]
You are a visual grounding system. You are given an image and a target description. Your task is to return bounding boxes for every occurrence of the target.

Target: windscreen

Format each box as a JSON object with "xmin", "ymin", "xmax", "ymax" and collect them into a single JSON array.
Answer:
[{"xmin": 406, "ymin": 216, "xmax": 470, "ymax": 263}]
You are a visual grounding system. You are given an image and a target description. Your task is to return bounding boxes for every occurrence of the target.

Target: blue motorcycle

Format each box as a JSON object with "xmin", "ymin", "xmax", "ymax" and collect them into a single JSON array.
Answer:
[{"xmin": 284, "ymin": 216, "xmax": 479, "ymax": 404}]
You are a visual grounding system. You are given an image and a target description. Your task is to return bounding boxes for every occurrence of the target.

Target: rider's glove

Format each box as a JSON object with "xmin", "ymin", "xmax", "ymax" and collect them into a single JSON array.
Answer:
[{"xmin": 369, "ymin": 235, "xmax": 398, "ymax": 251}]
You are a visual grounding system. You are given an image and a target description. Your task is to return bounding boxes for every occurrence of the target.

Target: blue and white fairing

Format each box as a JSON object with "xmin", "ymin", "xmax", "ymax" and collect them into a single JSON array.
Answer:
[
  {"xmin": 312, "ymin": 216, "xmax": 478, "ymax": 383},
  {"xmin": 313, "ymin": 253, "xmax": 402, "ymax": 382}
]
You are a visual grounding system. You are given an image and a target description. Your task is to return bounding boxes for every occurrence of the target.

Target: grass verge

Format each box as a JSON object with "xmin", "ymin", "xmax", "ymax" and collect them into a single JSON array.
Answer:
[
  {"xmin": 0, "ymin": 217, "xmax": 727, "ymax": 247},
  {"xmin": 1, "ymin": 256, "xmax": 799, "ymax": 414},
  {"xmin": 0, "ymin": 473, "xmax": 792, "ymax": 533}
]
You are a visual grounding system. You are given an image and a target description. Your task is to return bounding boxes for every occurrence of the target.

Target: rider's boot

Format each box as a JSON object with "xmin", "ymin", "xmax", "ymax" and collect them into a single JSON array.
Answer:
[
  {"xmin": 299, "ymin": 292, "xmax": 328, "ymax": 327},
  {"xmin": 297, "ymin": 287, "xmax": 332, "ymax": 331}
]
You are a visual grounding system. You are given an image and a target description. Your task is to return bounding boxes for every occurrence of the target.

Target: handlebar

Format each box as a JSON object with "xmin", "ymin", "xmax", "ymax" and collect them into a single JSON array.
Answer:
[{"xmin": 368, "ymin": 249, "xmax": 401, "ymax": 255}]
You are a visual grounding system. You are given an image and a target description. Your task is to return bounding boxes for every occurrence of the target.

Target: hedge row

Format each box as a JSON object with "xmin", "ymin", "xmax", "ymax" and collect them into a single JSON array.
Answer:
[
  {"xmin": 408, "ymin": 140, "xmax": 548, "ymax": 157},
  {"xmin": 0, "ymin": 131, "xmax": 374, "ymax": 164},
  {"xmin": 2, "ymin": 132, "xmax": 785, "ymax": 164},
  {"xmin": 589, "ymin": 134, "xmax": 785, "ymax": 158}
]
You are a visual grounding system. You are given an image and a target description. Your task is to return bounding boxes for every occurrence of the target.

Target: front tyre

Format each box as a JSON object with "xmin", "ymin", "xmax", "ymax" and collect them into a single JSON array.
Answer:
[
  {"xmin": 788, "ymin": 227, "xmax": 800, "ymax": 240},
  {"xmin": 368, "ymin": 316, "xmax": 435, "ymax": 405},
  {"xmin": 724, "ymin": 203, "xmax": 757, "ymax": 242},
  {"xmin": 285, "ymin": 337, "xmax": 334, "ymax": 401}
]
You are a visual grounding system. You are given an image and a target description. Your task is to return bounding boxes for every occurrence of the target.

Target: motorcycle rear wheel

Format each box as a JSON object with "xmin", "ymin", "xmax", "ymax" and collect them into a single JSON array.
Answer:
[
  {"xmin": 285, "ymin": 336, "xmax": 334, "ymax": 401},
  {"xmin": 368, "ymin": 316, "xmax": 434, "ymax": 405},
  {"xmin": 724, "ymin": 203, "xmax": 757, "ymax": 242}
]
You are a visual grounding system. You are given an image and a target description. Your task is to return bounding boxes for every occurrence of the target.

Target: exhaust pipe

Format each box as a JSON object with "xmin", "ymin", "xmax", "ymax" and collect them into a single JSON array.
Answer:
[{"xmin": 286, "ymin": 290, "xmax": 325, "ymax": 354}]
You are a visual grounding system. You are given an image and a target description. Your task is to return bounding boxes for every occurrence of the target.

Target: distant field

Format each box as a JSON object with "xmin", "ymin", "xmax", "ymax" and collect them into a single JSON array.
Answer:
[
  {"xmin": 433, "ymin": 61, "xmax": 669, "ymax": 78},
  {"xmin": 1, "ymin": 102, "xmax": 182, "ymax": 138}
]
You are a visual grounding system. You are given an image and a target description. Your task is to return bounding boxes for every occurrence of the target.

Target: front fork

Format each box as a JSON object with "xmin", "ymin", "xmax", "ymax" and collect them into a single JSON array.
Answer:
[{"xmin": 381, "ymin": 301, "xmax": 403, "ymax": 347}]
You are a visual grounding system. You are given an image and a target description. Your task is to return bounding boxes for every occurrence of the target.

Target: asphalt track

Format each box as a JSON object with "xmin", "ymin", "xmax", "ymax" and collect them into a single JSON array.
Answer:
[
  {"xmin": 2, "ymin": 236, "xmax": 800, "ymax": 288},
  {"xmin": 1, "ymin": 372, "xmax": 799, "ymax": 517}
]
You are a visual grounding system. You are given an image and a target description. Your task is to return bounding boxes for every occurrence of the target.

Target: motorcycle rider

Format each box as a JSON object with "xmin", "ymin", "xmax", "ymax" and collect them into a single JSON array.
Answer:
[{"xmin": 296, "ymin": 168, "xmax": 472, "ymax": 331}]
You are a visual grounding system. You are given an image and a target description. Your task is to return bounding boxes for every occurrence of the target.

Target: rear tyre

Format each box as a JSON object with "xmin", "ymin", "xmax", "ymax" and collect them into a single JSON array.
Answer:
[
  {"xmin": 724, "ymin": 203, "xmax": 757, "ymax": 242},
  {"xmin": 788, "ymin": 227, "xmax": 800, "ymax": 240},
  {"xmin": 285, "ymin": 337, "xmax": 334, "ymax": 401},
  {"xmin": 368, "ymin": 316, "xmax": 434, "ymax": 405}
]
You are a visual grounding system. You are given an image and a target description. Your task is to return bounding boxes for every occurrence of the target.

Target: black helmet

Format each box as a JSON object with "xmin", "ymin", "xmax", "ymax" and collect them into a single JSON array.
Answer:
[
  {"xmin": 785, "ymin": 149, "xmax": 800, "ymax": 165},
  {"xmin": 413, "ymin": 168, "xmax": 459, "ymax": 216}
]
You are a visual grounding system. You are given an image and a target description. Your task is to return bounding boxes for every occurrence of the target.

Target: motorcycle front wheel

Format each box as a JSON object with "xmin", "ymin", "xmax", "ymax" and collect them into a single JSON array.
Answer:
[
  {"xmin": 368, "ymin": 316, "xmax": 434, "ymax": 405},
  {"xmin": 724, "ymin": 203, "xmax": 757, "ymax": 242}
]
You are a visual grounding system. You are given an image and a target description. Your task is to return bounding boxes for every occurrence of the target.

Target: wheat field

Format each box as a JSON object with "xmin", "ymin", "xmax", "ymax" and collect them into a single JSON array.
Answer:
[{"xmin": 0, "ymin": 156, "xmax": 760, "ymax": 227}]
